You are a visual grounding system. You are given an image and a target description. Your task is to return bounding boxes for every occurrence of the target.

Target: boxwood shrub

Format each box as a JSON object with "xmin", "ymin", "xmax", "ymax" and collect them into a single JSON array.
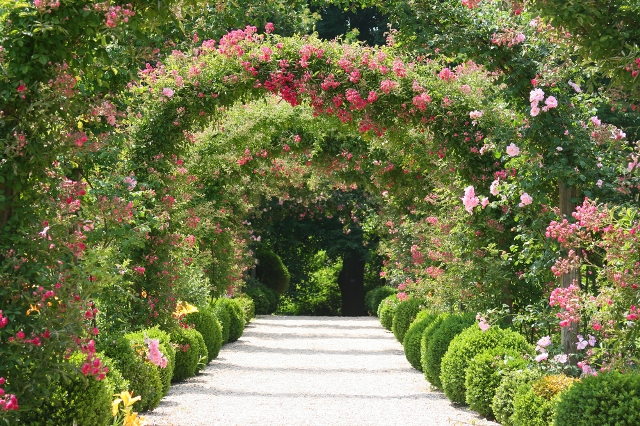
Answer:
[
  {"xmin": 464, "ymin": 347, "xmax": 528, "ymax": 418},
  {"xmin": 403, "ymin": 311, "xmax": 439, "ymax": 371},
  {"xmin": 440, "ymin": 325, "xmax": 533, "ymax": 404},
  {"xmin": 364, "ymin": 286, "xmax": 396, "ymax": 316},
  {"xmin": 244, "ymin": 280, "xmax": 279, "ymax": 314},
  {"xmin": 170, "ymin": 327, "xmax": 208, "ymax": 382},
  {"xmin": 125, "ymin": 326, "xmax": 176, "ymax": 396},
  {"xmin": 492, "ymin": 368, "xmax": 544, "ymax": 426},
  {"xmin": 512, "ymin": 374, "xmax": 576, "ymax": 426},
  {"xmin": 554, "ymin": 371, "xmax": 640, "ymax": 426},
  {"xmin": 255, "ymin": 249, "xmax": 290, "ymax": 294},
  {"xmin": 214, "ymin": 298, "xmax": 246, "ymax": 342},
  {"xmin": 392, "ymin": 298, "xmax": 427, "ymax": 343},
  {"xmin": 422, "ymin": 313, "xmax": 475, "ymax": 389},
  {"xmin": 210, "ymin": 300, "xmax": 231, "ymax": 344},
  {"xmin": 185, "ymin": 309, "xmax": 223, "ymax": 362},
  {"xmin": 377, "ymin": 294, "xmax": 399, "ymax": 331},
  {"xmin": 235, "ymin": 295, "xmax": 255, "ymax": 323}
]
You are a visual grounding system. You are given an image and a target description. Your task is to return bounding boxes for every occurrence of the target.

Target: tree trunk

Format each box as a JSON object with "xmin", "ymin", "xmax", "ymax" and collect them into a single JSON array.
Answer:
[
  {"xmin": 559, "ymin": 182, "xmax": 579, "ymax": 359},
  {"xmin": 337, "ymin": 253, "xmax": 365, "ymax": 316}
]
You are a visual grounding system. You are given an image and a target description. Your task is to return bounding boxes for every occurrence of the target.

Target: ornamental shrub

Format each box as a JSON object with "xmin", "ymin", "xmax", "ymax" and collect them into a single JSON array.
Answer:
[
  {"xmin": 422, "ymin": 313, "xmax": 475, "ymax": 389},
  {"xmin": 492, "ymin": 368, "xmax": 544, "ymax": 426},
  {"xmin": 511, "ymin": 374, "xmax": 575, "ymax": 426},
  {"xmin": 377, "ymin": 294, "xmax": 399, "ymax": 331},
  {"xmin": 364, "ymin": 286, "xmax": 396, "ymax": 316},
  {"xmin": 170, "ymin": 327, "xmax": 208, "ymax": 382},
  {"xmin": 392, "ymin": 298, "xmax": 427, "ymax": 342},
  {"xmin": 440, "ymin": 325, "xmax": 533, "ymax": 404},
  {"xmin": 244, "ymin": 279, "xmax": 279, "ymax": 314},
  {"xmin": 125, "ymin": 327, "xmax": 176, "ymax": 396},
  {"xmin": 255, "ymin": 249, "xmax": 291, "ymax": 294},
  {"xmin": 465, "ymin": 347, "xmax": 528, "ymax": 418},
  {"xmin": 100, "ymin": 335, "xmax": 163, "ymax": 412},
  {"xmin": 235, "ymin": 295, "xmax": 256, "ymax": 323},
  {"xmin": 211, "ymin": 300, "xmax": 231, "ymax": 344},
  {"xmin": 213, "ymin": 298, "xmax": 246, "ymax": 342},
  {"xmin": 185, "ymin": 308, "xmax": 223, "ymax": 362},
  {"xmin": 554, "ymin": 371, "xmax": 640, "ymax": 426},
  {"xmin": 403, "ymin": 311, "xmax": 439, "ymax": 371}
]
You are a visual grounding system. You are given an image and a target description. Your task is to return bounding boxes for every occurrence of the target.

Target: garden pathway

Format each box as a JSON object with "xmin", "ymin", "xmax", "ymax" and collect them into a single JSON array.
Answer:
[{"xmin": 145, "ymin": 316, "xmax": 499, "ymax": 426}]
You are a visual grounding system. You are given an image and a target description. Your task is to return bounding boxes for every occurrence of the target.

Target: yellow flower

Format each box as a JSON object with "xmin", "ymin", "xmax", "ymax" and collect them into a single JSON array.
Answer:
[
  {"xmin": 119, "ymin": 390, "xmax": 142, "ymax": 408},
  {"xmin": 26, "ymin": 304, "xmax": 39, "ymax": 315},
  {"xmin": 111, "ymin": 398, "xmax": 122, "ymax": 417},
  {"xmin": 174, "ymin": 301, "xmax": 198, "ymax": 316},
  {"xmin": 124, "ymin": 412, "xmax": 146, "ymax": 426}
]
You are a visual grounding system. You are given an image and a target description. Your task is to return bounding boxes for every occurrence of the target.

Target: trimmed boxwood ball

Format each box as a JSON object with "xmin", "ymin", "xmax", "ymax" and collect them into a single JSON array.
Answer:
[
  {"xmin": 364, "ymin": 286, "xmax": 396, "ymax": 316},
  {"xmin": 100, "ymin": 335, "xmax": 163, "ymax": 412},
  {"xmin": 492, "ymin": 368, "xmax": 543, "ymax": 426},
  {"xmin": 392, "ymin": 298, "xmax": 427, "ymax": 343},
  {"xmin": 464, "ymin": 347, "xmax": 528, "ymax": 418},
  {"xmin": 213, "ymin": 298, "xmax": 246, "ymax": 342},
  {"xmin": 255, "ymin": 249, "xmax": 290, "ymax": 294},
  {"xmin": 511, "ymin": 374, "xmax": 575, "ymax": 426},
  {"xmin": 377, "ymin": 294, "xmax": 399, "ymax": 331},
  {"xmin": 235, "ymin": 295, "xmax": 256, "ymax": 323},
  {"xmin": 170, "ymin": 327, "xmax": 208, "ymax": 382},
  {"xmin": 440, "ymin": 325, "xmax": 533, "ymax": 404},
  {"xmin": 185, "ymin": 308, "xmax": 223, "ymax": 362},
  {"xmin": 211, "ymin": 300, "xmax": 231, "ymax": 344},
  {"xmin": 125, "ymin": 326, "xmax": 176, "ymax": 396},
  {"xmin": 403, "ymin": 311, "xmax": 439, "ymax": 371},
  {"xmin": 554, "ymin": 371, "xmax": 640, "ymax": 426},
  {"xmin": 422, "ymin": 313, "xmax": 475, "ymax": 389}
]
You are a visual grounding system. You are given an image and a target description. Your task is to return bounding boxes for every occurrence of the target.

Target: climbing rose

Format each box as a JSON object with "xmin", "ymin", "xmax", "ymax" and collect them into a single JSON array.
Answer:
[
  {"xmin": 519, "ymin": 193, "xmax": 533, "ymax": 207},
  {"xmin": 530, "ymin": 88, "xmax": 545, "ymax": 103},
  {"xmin": 461, "ymin": 186, "xmax": 479, "ymax": 214},
  {"xmin": 163, "ymin": 88, "xmax": 174, "ymax": 97},
  {"xmin": 506, "ymin": 143, "xmax": 520, "ymax": 157},
  {"xmin": 490, "ymin": 179, "xmax": 500, "ymax": 196},
  {"xmin": 545, "ymin": 96, "xmax": 558, "ymax": 109}
]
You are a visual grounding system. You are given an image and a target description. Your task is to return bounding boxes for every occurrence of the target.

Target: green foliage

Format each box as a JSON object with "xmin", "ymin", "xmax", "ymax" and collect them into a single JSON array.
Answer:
[
  {"xmin": 377, "ymin": 294, "xmax": 399, "ymax": 331},
  {"xmin": 511, "ymin": 374, "xmax": 576, "ymax": 426},
  {"xmin": 185, "ymin": 309, "xmax": 223, "ymax": 362},
  {"xmin": 235, "ymin": 296, "xmax": 256, "ymax": 323},
  {"xmin": 124, "ymin": 327, "xmax": 176, "ymax": 396},
  {"xmin": 365, "ymin": 286, "xmax": 396, "ymax": 316},
  {"xmin": 214, "ymin": 298, "xmax": 246, "ymax": 342},
  {"xmin": 422, "ymin": 313, "xmax": 476, "ymax": 389},
  {"xmin": 464, "ymin": 348, "xmax": 528, "ymax": 418},
  {"xmin": 170, "ymin": 327, "xmax": 208, "ymax": 382},
  {"xmin": 256, "ymin": 249, "xmax": 291, "ymax": 294},
  {"xmin": 392, "ymin": 298, "xmax": 426, "ymax": 342},
  {"xmin": 554, "ymin": 371, "xmax": 640, "ymax": 426},
  {"xmin": 440, "ymin": 325, "xmax": 533, "ymax": 404},
  {"xmin": 403, "ymin": 311, "xmax": 439, "ymax": 371},
  {"xmin": 244, "ymin": 279, "xmax": 280, "ymax": 315},
  {"xmin": 99, "ymin": 336, "xmax": 163, "ymax": 412},
  {"xmin": 211, "ymin": 300, "xmax": 232, "ymax": 344},
  {"xmin": 492, "ymin": 368, "xmax": 544, "ymax": 426}
]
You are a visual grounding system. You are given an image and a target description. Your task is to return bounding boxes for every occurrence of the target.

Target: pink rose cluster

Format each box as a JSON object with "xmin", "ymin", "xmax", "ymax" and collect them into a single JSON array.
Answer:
[
  {"xmin": 0, "ymin": 378, "xmax": 18, "ymax": 411},
  {"xmin": 461, "ymin": 186, "xmax": 480, "ymax": 214},
  {"xmin": 529, "ymin": 88, "xmax": 558, "ymax": 117},
  {"xmin": 146, "ymin": 338, "xmax": 168, "ymax": 368}
]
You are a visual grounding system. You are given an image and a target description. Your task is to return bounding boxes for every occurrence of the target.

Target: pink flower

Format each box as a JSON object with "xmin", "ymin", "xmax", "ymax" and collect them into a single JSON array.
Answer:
[
  {"xmin": 506, "ymin": 143, "xmax": 520, "ymax": 157},
  {"xmin": 590, "ymin": 116, "xmax": 601, "ymax": 127},
  {"xmin": 519, "ymin": 192, "xmax": 533, "ymax": 207},
  {"xmin": 537, "ymin": 335, "xmax": 552, "ymax": 348},
  {"xmin": 530, "ymin": 105, "xmax": 540, "ymax": 116},
  {"xmin": 469, "ymin": 110, "xmax": 483, "ymax": 120},
  {"xmin": 478, "ymin": 320, "xmax": 490, "ymax": 332},
  {"xmin": 553, "ymin": 354, "xmax": 568, "ymax": 364},
  {"xmin": 530, "ymin": 88, "xmax": 545, "ymax": 103},
  {"xmin": 535, "ymin": 352, "xmax": 548, "ymax": 362},
  {"xmin": 596, "ymin": 179, "xmax": 603, "ymax": 188},
  {"xmin": 481, "ymin": 197, "xmax": 489, "ymax": 208},
  {"xmin": 163, "ymin": 88, "xmax": 174, "ymax": 97},
  {"xmin": 545, "ymin": 96, "xmax": 558, "ymax": 109},
  {"xmin": 265, "ymin": 22, "xmax": 274, "ymax": 34},
  {"xmin": 490, "ymin": 179, "xmax": 500, "ymax": 196},
  {"xmin": 461, "ymin": 186, "xmax": 480, "ymax": 214},
  {"xmin": 576, "ymin": 335, "xmax": 588, "ymax": 350}
]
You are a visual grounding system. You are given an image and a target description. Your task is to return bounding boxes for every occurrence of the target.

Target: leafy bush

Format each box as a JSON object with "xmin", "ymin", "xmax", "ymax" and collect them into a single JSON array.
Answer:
[
  {"xmin": 235, "ymin": 295, "xmax": 256, "ymax": 323},
  {"xmin": 392, "ymin": 298, "xmax": 427, "ymax": 342},
  {"xmin": 511, "ymin": 374, "xmax": 575, "ymax": 426},
  {"xmin": 422, "ymin": 313, "xmax": 475, "ymax": 389},
  {"xmin": 100, "ymin": 335, "xmax": 163, "ymax": 412},
  {"xmin": 170, "ymin": 327, "xmax": 208, "ymax": 382},
  {"xmin": 465, "ymin": 347, "xmax": 528, "ymax": 418},
  {"xmin": 184, "ymin": 309, "xmax": 223, "ymax": 362},
  {"xmin": 364, "ymin": 286, "xmax": 396, "ymax": 316},
  {"xmin": 255, "ymin": 249, "xmax": 291, "ymax": 294},
  {"xmin": 244, "ymin": 279, "xmax": 280, "ymax": 314},
  {"xmin": 492, "ymin": 368, "xmax": 544, "ymax": 426},
  {"xmin": 125, "ymin": 327, "xmax": 176, "ymax": 396},
  {"xmin": 377, "ymin": 294, "xmax": 399, "ymax": 330},
  {"xmin": 214, "ymin": 298, "xmax": 246, "ymax": 342},
  {"xmin": 403, "ymin": 311, "xmax": 439, "ymax": 371},
  {"xmin": 554, "ymin": 371, "xmax": 640, "ymax": 426},
  {"xmin": 440, "ymin": 325, "xmax": 533, "ymax": 404},
  {"xmin": 210, "ymin": 300, "xmax": 231, "ymax": 344}
]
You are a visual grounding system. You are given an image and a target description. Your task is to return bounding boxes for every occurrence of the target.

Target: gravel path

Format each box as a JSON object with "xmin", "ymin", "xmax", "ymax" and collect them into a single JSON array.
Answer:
[{"xmin": 145, "ymin": 316, "xmax": 499, "ymax": 426}]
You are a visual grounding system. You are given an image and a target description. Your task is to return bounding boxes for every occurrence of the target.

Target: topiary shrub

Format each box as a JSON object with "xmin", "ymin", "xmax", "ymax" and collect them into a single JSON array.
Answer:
[
  {"xmin": 403, "ymin": 311, "xmax": 439, "ymax": 371},
  {"xmin": 554, "ymin": 371, "xmax": 640, "ymax": 426},
  {"xmin": 440, "ymin": 325, "xmax": 533, "ymax": 404},
  {"xmin": 235, "ymin": 295, "xmax": 255, "ymax": 323},
  {"xmin": 244, "ymin": 279, "xmax": 279, "ymax": 314},
  {"xmin": 185, "ymin": 308, "xmax": 223, "ymax": 362},
  {"xmin": 125, "ymin": 327, "xmax": 176, "ymax": 396},
  {"xmin": 364, "ymin": 286, "xmax": 396, "ymax": 316},
  {"xmin": 422, "ymin": 313, "xmax": 475, "ymax": 389},
  {"xmin": 392, "ymin": 298, "xmax": 427, "ymax": 343},
  {"xmin": 464, "ymin": 347, "xmax": 529, "ymax": 418},
  {"xmin": 512, "ymin": 374, "xmax": 576, "ymax": 426},
  {"xmin": 213, "ymin": 298, "xmax": 246, "ymax": 342},
  {"xmin": 255, "ymin": 249, "xmax": 290, "ymax": 294},
  {"xmin": 170, "ymin": 327, "xmax": 208, "ymax": 382},
  {"xmin": 100, "ymin": 335, "xmax": 163, "ymax": 412},
  {"xmin": 492, "ymin": 368, "xmax": 544, "ymax": 426},
  {"xmin": 210, "ymin": 300, "xmax": 231, "ymax": 344},
  {"xmin": 377, "ymin": 294, "xmax": 399, "ymax": 331}
]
